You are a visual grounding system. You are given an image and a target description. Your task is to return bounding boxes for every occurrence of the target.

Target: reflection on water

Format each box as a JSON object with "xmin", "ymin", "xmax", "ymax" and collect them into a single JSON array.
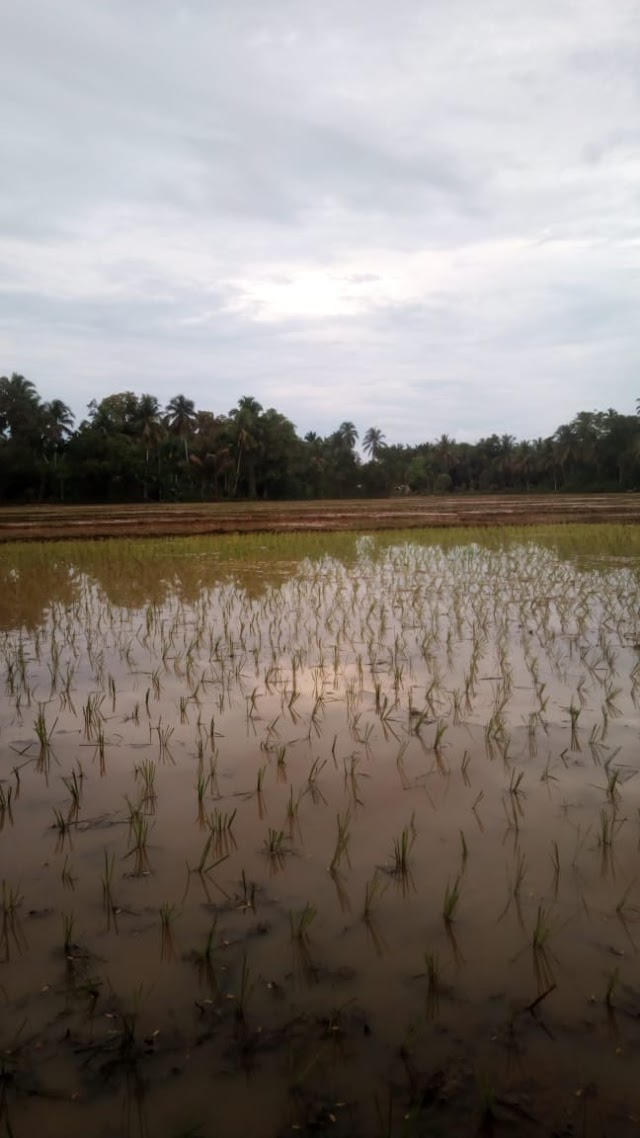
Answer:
[{"xmin": 1, "ymin": 525, "xmax": 640, "ymax": 1137}]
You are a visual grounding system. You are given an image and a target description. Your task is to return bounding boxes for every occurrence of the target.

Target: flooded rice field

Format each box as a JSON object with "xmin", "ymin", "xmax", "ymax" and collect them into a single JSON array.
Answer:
[{"xmin": 1, "ymin": 525, "xmax": 640, "ymax": 1138}]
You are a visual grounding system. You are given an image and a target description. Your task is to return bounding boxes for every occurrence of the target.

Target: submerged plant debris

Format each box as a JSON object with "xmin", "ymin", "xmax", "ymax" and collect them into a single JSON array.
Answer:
[{"xmin": 1, "ymin": 524, "xmax": 640, "ymax": 1137}]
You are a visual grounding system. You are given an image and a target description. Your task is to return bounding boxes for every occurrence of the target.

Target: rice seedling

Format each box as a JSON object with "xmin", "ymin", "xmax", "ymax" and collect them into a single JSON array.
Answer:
[
  {"xmin": 289, "ymin": 902, "xmax": 317, "ymax": 943},
  {"xmin": 431, "ymin": 719, "xmax": 449, "ymax": 769},
  {"xmin": 424, "ymin": 950, "xmax": 440, "ymax": 1018},
  {"xmin": 362, "ymin": 871, "xmax": 385, "ymax": 922},
  {"xmin": 117, "ymin": 983, "xmax": 149, "ymax": 1056},
  {"xmin": 179, "ymin": 694, "xmax": 190, "ymax": 723},
  {"xmin": 34, "ymin": 702, "xmax": 58, "ymax": 768},
  {"xmin": 569, "ymin": 822, "xmax": 590, "ymax": 868},
  {"xmin": 134, "ymin": 758, "xmax": 157, "ymax": 810},
  {"xmin": 532, "ymin": 906, "xmax": 552, "ymax": 952},
  {"xmin": 208, "ymin": 807, "xmax": 237, "ymax": 857},
  {"xmin": 603, "ymin": 679, "xmax": 623, "ymax": 719},
  {"xmin": 564, "ymin": 700, "xmax": 582, "ymax": 751},
  {"xmin": 159, "ymin": 902, "xmax": 179, "ymax": 960},
  {"xmin": 476, "ymin": 1075, "xmax": 497, "ymax": 1130},
  {"xmin": 285, "ymin": 785, "xmax": 302, "ymax": 836},
  {"xmin": 442, "ymin": 875, "xmax": 461, "ymax": 924},
  {"xmin": 508, "ymin": 769, "xmax": 525, "ymax": 799},
  {"xmin": 502, "ymin": 793, "xmax": 521, "ymax": 835},
  {"xmin": 614, "ymin": 882, "xmax": 636, "ymax": 922},
  {"xmin": 550, "ymin": 841, "xmax": 560, "ymax": 893},
  {"xmin": 1, "ymin": 880, "xmax": 24, "ymax": 961},
  {"xmin": 124, "ymin": 812, "xmax": 151, "ymax": 875},
  {"xmin": 343, "ymin": 753, "xmax": 366, "ymax": 805},
  {"xmin": 604, "ymin": 758, "xmax": 621, "ymax": 802},
  {"xmin": 264, "ymin": 827, "xmax": 287, "ymax": 859},
  {"xmin": 390, "ymin": 816, "xmax": 416, "ymax": 877},
  {"xmin": 459, "ymin": 829, "xmax": 468, "ymax": 869},
  {"xmin": 598, "ymin": 808, "xmax": 615, "ymax": 848},
  {"xmin": 187, "ymin": 832, "xmax": 229, "ymax": 883},
  {"xmin": 460, "ymin": 750, "xmax": 471, "ymax": 785},
  {"xmin": 306, "ymin": 756, "xmax": 327, "ymax": 804},
  {"xmin": 0, "ymin": 784, "xmax": 13, "ymax": 830},
  {"xmin": 155, "ymin": 721, "xmax": 174, "ymax": 762},
  {"xmin": 101, "ymin": 849, "xmax": 116, "ymax": 915},
  {"xmin": 191, "ymin": 919, "xmax": 220, "ymax": 989},
  {"xmin": 510, "ymin": 849, "xmax": 527, "ymax": 901},
  {"xmin": 151, "ymin": 667, "xmax": 162, "ymax": 700},
  {"xmin": 541, "ymin": 755, "xmax": 558, "ymax": 784},
  {"xmin": 61, "ymin": 854, "xmax": 77, "ymax": 890},
  {"xmin": 275, "ymin": 743, "xmax": 287, "ymax": 779},
  {"xmin": 307, "ymin": 692, "xmax": 326, "ymax": 739},
  {"xmin": 62, "ymin": 911, "xmax": 75, "ymax": 955},
  {"xmin": 605, "ymin": 966, "xmax": 620, "ymax": 1008},
  {"xmin": 52, "ymin": 806, "xmax": 73, "ymax": 850},
  {"xmin": 233, "ymin": 952, "xmax": 254, "ymax": 1022},
  {"xmin": 62, "ymin": 768, "xmax": 83, "ymax": 816},
  {"xmin": 373, "ymin": 1088, "xmax": 414, "ymax": 1138},
  {"xmin": 329, "ymin": 809, "xmax": 351, "ymax": 873},
  {"xmin": 408, "ymin": 705, "xmax": 430, "ymax": 737},
  {"xmin": 472, "ymin": 790, "xmax": 484, "ymax": 819},
  {"xmin": 208, "ymin": 807, "xmax": 237, "ymax": 836},
  {"xmin": 238, "ymin": 868, "xmax": 256, "ymax": 911},
  {"xmin": 81, "ymin": 693, "xmax": 104, "ymax": 740}
]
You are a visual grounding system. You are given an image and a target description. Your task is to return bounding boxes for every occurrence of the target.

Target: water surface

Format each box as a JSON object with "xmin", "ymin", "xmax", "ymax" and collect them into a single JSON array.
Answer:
[{"xmin": 1, "ymin": 526, "xmax": 640, "ymax": 1137}]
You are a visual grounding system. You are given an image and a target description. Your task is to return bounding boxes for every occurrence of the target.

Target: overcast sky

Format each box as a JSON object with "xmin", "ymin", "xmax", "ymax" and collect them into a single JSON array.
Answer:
[{"xmin": 1, "ymin": 0, "xmax": 639, "ymax": 445}]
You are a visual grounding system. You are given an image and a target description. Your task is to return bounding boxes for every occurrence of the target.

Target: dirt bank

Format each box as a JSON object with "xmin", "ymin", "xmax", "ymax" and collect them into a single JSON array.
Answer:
[{"xmin": 1, "ymin": 492, "xmax": 639, "ymax": 542}]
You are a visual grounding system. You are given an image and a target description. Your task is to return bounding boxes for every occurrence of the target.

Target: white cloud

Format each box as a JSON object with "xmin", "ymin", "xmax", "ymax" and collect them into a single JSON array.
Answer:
[{"xmin": 1, "ymin": 0, "xmax": 639, "ymax": 443}]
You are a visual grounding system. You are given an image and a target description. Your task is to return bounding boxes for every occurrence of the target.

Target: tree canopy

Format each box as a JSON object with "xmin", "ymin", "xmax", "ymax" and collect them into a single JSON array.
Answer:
[{"xmin": 1, "ymin": 372, "xmax": 639, "ymax": 503}]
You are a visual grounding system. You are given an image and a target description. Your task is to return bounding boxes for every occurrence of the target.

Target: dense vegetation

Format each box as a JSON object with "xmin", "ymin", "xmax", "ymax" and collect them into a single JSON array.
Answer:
[{"xmin": 1, "ymin": 372, "xmax": 639, "ymax": 503}]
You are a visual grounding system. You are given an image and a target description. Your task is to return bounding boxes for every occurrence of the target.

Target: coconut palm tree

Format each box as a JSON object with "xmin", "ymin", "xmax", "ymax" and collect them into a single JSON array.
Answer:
[
  {"xmin": 41, "ymin": 399, "xmax": 74, "ymax": 462},
  {"xmin": 132, "ymin": 394, "xmax": 164, "ymax": 499},
  {"xmin": 363, "ymin": 426, "xmax": 386, "ymax": 460},
  {"xmin": 0, "ymin": 373, "xmax": 42, "ymax": 441},
  {"xmin": 42, "ymin": 396, "xmax": 73, "ymax": 435},
  {"xmin": 336, "ymin": 421, "xmax": 358, "ymax": 450},
  {"xmin": 136, "ymin": 395, "xmax": 163, "ymax": 463},
  {"xmin": 165, "ymin": 395, "xmax": 197, "ymax": 462},
  {"xmin": 229, "ymin": 396, "xmax": 263, "ymax": 497}
]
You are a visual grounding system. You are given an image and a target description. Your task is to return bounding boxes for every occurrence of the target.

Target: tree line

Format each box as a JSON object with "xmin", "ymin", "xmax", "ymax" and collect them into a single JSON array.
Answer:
[{"xmin": 1, "ymin": 372, "xmax": 639, "ymax": 503}]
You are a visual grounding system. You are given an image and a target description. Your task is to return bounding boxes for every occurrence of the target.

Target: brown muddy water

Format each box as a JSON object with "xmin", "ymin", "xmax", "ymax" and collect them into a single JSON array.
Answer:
[{"xmin": 1, "ymin": 526, "xmax": 640, "ymax": 1138}]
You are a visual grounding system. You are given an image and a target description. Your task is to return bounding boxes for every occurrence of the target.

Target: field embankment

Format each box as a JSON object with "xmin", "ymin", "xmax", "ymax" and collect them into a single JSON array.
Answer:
[{"xmin": 1, "ymin": 492, "xmax": 640, "ymax": 541}]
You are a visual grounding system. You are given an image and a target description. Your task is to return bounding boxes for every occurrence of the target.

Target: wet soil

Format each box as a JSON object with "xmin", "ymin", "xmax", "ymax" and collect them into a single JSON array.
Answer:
[{"xmin": 1, "ymin": 492, "xmax": 640, "ymax": 542}]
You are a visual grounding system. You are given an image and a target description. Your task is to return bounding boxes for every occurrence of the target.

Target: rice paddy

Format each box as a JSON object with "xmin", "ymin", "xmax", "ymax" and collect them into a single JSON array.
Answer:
[{"xmin": 1, "ymin": 524, "xmax": 640, "ymax": 1136}]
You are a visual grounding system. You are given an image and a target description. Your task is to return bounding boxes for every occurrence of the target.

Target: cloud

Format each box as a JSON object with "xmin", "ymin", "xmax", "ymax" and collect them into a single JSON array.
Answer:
[{"xmin": 1, "ymin": 0, "xmax": 639, "ymax": 444}]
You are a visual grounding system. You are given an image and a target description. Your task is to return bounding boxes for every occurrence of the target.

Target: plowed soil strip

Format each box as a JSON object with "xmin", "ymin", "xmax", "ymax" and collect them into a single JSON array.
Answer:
[{"xmin": 1, "ymin": 493, "xmax": 640, "ymax": 542}]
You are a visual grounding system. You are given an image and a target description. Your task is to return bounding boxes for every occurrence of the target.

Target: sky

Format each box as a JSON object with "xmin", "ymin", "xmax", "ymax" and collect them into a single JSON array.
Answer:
[{"xmin": 1, "ymin": 0, "xmax": 639, "ymax": 446}]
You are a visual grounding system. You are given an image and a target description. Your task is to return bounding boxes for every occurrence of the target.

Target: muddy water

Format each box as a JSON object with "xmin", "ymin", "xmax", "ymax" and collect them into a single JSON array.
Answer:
[{"xmin": 1, "ymin": 528, "xmax": 640, "ymax": 1137}]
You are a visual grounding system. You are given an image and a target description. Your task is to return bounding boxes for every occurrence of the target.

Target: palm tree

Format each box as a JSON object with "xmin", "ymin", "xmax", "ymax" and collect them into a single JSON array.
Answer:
[
  {"xmin": 553, "ymin": 423, "xmax": 578, "ymax": 488},
  {"xmin": 336, "ymin": 421, "xmax": 358, "ymax": 450},
  {"xmin": 136, "ymin": 395, "xmax": 163, "ymax": 463},
  {"xmin": 230, "ymin": 396, "xmax": 263, "ymax": 497},
  {"xmin": 363, "ymin": 426, "xmax": 386, "ymax": 460},
  {"xmin": 43, "ymin": 398, "xmax": 74, "ymax": 438},
  {"xmin": 235, "ymin": 395, "xmax": 263, "ymax": 419},
  {"xmin": 165, "ymin": 395, "xmax": 197, "ymax": 462},
  {"xmin": 0, "ymin": 373, "xmax": 42, "ymax": 441},
  {"xmin": 132, "ymin": 394, "xmax": 163, "ymax": 499},
  {"xmin": 41, "ymin": 399, "xmax": 74, "ymax": 461},
  {"xmin": 38, "ymin": 399, "xmax": 74, "ymax": 500}
]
